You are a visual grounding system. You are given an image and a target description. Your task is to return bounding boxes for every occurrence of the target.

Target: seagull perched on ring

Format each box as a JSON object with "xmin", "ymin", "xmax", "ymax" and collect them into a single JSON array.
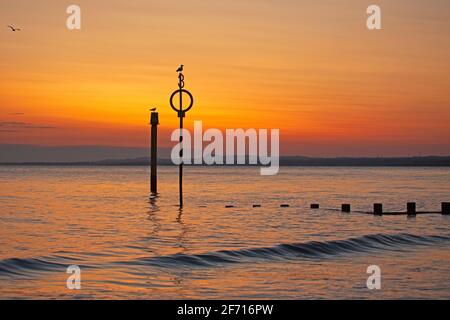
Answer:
[{"xmin": 176, "ymin": 65, "xmax": 184, "ymax": 73}]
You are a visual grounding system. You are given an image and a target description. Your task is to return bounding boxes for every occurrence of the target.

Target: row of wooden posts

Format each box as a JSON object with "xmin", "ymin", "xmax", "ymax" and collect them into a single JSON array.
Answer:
[
  {"xmin": 225, "ymin": 202, "xmax": 450, "ymax": 216},
  {"xmin": 339, "ymin": 202, "xmax": 450, "ymax": 216}
]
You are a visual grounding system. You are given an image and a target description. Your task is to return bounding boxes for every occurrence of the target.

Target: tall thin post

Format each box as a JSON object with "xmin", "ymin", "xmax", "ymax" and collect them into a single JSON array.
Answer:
[{"xmin": 150, "ymin": 111, "xmax": 159, "ymax": 194}]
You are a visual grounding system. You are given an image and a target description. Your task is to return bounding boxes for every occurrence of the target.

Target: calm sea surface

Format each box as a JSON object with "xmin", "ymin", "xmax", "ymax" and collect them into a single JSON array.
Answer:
[{"xmin": 0, "ymin": 166, "xmax": 449, "ymax": 299}]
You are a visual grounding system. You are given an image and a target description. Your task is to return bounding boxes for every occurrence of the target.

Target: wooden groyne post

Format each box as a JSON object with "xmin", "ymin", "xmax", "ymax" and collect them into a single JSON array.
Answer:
[
  {"xmin": 374, "ymin": 203, "xmax": 383, "ymax": 215},
  {"xmin": 407, "ymin": 202, "xmax": 416, "ymax": 216},
  {"xmin": 443, "ymin": 202, "xmax": 450, "ymax": 215},
  {"xmin": 150, "ymin": 111, "xmax": 159, "ymax": 194}
]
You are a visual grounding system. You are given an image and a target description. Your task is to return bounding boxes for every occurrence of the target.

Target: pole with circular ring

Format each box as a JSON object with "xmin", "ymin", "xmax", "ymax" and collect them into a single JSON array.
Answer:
[{"xmin": 170, "ymin": 70, "xmax": 194, "ymax": 207}]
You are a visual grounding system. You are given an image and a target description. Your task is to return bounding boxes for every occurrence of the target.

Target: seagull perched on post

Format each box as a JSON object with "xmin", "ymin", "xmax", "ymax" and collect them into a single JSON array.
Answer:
[
  {"xmin": 7, "ymin": 25, "xmax": 21, "ymax": 32},
  {"xmin": 176, "ymin": 65, "xmax": 184, "ymax": 73}
]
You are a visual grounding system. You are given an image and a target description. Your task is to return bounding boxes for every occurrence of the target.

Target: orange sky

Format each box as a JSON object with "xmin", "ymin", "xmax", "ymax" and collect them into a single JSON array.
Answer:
[{"xmin": 1, "ymin": 0, "xmax": 449, "ymax": 156}]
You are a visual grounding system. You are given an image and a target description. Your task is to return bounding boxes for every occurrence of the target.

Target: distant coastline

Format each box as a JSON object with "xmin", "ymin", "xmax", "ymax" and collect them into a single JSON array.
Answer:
[
  {"xmin": 2, "ymin": 144, "xmax": 450, "ymax": 166},
  {"xmin": 1, "ymin": 156, "xmax": 450, "ymax": 167}
]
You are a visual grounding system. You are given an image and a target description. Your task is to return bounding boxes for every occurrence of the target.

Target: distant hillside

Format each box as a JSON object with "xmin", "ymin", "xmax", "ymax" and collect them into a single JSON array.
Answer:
[
  {"xmin": 0, "ymin": 144, "xmax": 171, "ymax": 162},
  {"xmin": 279, "ymin": 156, "xmax": 450, "ymax": 166},
  {"xmin": 2, "ymin": 155, "xmax": 450, "ymax": 166},
  {"xmin": 1, "ymin": 144, "xmax": 449, "ymax": 166}
]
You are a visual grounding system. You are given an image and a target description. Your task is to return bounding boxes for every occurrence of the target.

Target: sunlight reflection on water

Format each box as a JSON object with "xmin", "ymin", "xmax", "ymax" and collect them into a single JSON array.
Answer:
[{"xmin": 0, "ymin": 166, "xmax": 449, "ymax": 299}]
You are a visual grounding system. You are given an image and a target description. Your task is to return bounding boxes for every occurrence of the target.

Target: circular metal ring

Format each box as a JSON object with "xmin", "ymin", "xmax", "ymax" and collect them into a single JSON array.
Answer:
[{"xmin": 170, "ymin": 89, "xmax": 194, "ymax": 113}]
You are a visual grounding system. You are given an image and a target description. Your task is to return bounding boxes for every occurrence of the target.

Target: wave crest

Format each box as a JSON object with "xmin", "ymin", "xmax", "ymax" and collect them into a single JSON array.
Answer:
[{"xmin": 130, "ymin": 233, "xmax": 450, "ymax": 268}]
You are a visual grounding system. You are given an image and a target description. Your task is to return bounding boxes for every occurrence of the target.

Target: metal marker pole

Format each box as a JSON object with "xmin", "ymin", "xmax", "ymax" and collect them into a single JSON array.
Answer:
[
  {"xmin": 170, "ymin": 68, "xmax": 194, "ymax": 208},
  {"xmin": 179, "ymin": 115, "xmax": 183, "ymax": 207},
  {"xmin": 179, "ymin": 74, "xmax": 184, "ymax": 207}
]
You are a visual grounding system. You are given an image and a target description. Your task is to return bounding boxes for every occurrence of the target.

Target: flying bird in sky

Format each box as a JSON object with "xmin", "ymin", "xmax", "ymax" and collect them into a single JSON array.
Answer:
[
  {"xmin": 176, "ymin": 65, "xmax": 184, "ymax": 73},
  {"xmin": 149, "ymin": 107, "xmax": 157, "ymax": 112},
  {"xmin": 7, "ymin": 25, "xmax": 21, "ymax": 32}
]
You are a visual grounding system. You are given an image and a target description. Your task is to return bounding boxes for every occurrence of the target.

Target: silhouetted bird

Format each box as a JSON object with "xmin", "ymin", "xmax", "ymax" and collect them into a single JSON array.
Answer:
[
  {"xmin": 7, "ymin": 25, "xmax": 21, "ymax": 32},
  {"xmin": 149, "ymin": 107, "xmax": 157, "ymax": 112},
  {"xmin": 176, "ymin": 65, "xmax": 184, "ymax": 73}
]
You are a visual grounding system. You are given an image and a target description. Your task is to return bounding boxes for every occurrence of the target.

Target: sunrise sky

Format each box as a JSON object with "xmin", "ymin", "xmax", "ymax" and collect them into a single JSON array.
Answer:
[{"xmin": 1, "ymin": 0, "xmax": 449, "ymax": 156}]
